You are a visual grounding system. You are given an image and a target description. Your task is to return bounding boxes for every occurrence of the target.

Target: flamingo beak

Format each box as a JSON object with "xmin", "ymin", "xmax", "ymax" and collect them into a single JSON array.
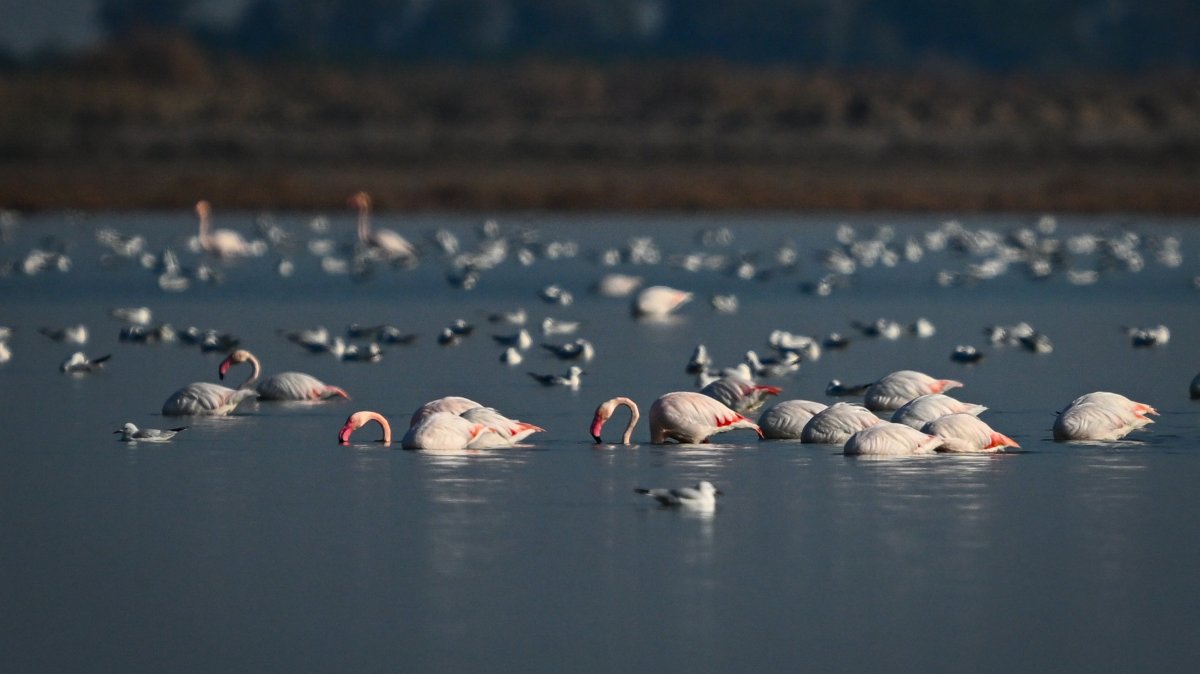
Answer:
[
  {"xmin": 218, "ymin": 359, "xmax": 232, "ymax": 380},
  {"xmin": 338, "ymin": 423, "xmax": 354, "ymax": 443},
  {"xmin": 590, "ymin": 415, "xmax": 605, "ymax": 443}
]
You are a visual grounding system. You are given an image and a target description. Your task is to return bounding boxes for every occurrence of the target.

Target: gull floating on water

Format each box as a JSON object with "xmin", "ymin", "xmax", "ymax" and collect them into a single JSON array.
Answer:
[
  {"xmin": 39, "ymin": 324, "xmax": 88, "ymax": 344},
  {"xmin": 60, "ymin": 351, "xmax": 110, "ymax": 373},
  {"xmin": 541, "ymin": 338, "xmax": 594, "ymax": 361},
  {"xmin": 529, "ymin": 365, "xmax": 584, "ymax": 389},
  {"xmin": 635, "ymin": 481, "xmax": 721, "ymax": 509},
  {"xmin": 114, "ymin": 422, "xmax": 186, "ymax": 442}
]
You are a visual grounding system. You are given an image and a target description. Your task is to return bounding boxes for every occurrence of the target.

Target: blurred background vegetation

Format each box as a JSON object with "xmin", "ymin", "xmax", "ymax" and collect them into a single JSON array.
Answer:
[{"xmin": 1, "ymin": 0, "xmax": 1197, "ymax": 212}]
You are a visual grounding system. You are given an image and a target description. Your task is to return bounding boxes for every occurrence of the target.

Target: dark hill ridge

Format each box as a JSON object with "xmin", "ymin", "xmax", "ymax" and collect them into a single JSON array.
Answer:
[{"xmin": 2, "ymin": 60, "xmax": 1198, "ymax": 212}]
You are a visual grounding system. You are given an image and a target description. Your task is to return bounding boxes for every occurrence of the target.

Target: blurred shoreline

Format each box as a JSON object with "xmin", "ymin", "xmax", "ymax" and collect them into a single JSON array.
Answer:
[{"xmin": 3, "ymin": 54, "xmax": 1198, "ymax": 213}]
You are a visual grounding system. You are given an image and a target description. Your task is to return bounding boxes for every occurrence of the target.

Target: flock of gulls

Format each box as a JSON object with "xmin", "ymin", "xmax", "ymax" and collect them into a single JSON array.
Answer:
[{"xmin": 2, "ymin": 199, "xmax": 1195, "ymax": 510}]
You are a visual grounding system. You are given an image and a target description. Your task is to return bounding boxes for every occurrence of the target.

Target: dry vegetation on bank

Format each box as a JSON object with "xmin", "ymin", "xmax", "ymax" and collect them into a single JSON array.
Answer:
[{"xmin": 2, "ymin": 43, "xmax": 1198, "ymax": 212}]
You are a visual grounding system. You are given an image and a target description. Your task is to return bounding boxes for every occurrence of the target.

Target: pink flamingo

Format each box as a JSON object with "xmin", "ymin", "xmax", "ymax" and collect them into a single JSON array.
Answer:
[
  {"xmin": 408, "ymin": 396, "xmax": 543, "ymax": 447},
  {"xmin": 162, "ymin": 381, "xmax": 258, "ymax": 416},
  {"xmin": 350, "ymin": 191, "xmax": 417, "ymax": 263},
  {"xmin": 890, "ymin": 393, "xmax": 986, "ymax": 429},
  {"xmin": 699, "ymin": 375, "xmax": 782, "ymax": 414},
  {"xmin": 844, "ymin": 421, "xmax": 944, "ymax": 457},
  {"xmin": 758, "ymin": 400, "xmax": 829, "ymax": 439},
  {"xmin": 922, "ymin": 414, "xmax": 1019, "ymax": 453},
  {"xmin": 339, "ymin": 410, "xmax": 393, "ymax": 443},
  {"xmin": 632, "ymin": 285, "xmax": 693, "ymax": 318},
  {"xmin": 195, "ymin": 200, "xmax": 251, "ymax": 258},
  {"xmin": 402, "ymin": 412, "xmax": 501, "ymax": 450},
  {"xmin": 800, "ymin": 402, "xmax": 883, "ymax": 444},
  {"xmin": 219, "ymin": 349, "xmax": 349, "ymax": 401},
  {"xmin": 591, "ymin": 392, "xmax": 761, "ymax": 444},
  {"xmin": 1052, "ymin": 391, "xmax": 1158, "ymax": 441},
  {"xmin": 863, "ymin": 370, "xmax": 963, "ymax": 411}
]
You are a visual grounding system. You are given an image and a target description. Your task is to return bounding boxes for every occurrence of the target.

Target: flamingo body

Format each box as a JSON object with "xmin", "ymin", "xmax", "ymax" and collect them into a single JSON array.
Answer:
[
  {"xmin": 219, "ymin": 349, "xmax": 348, "ymax": 402},
  {"xmin": 402, "ymin": 412, "xmax": 498, "ymax": 450},
  {"xmin": 410, "ymin": 396, "xmax": 483, "ymax": 428},
  {"xmin": 758, "ymin": 400, "xmax": 829, "ymax": 439},
  {"xmin": 649, "ymin": 391, "xmax": 762, "ymax": 444},
  {"xmin": 844, "ymin": 422, "xmax": 945, "ymax": 457},
  {"xmin": 196, "ymin": 200, "xmax": 251, "ymax": 258},
  {"xmin": 699, "ymin": 375, "xmax": 782, "ymax": 414},
  {"xmin": 864, "ymin": 370, "xmax": 963, "ymax": 411},
  {"xmin": 162, "ymin": 382, "xmax": 257, "ymax": 416},
  {"xmin": 1052, "ymin": 391, "xmax": 1158, "ymax": 442},
  {"xmin": 890, "ymin": 393, "xmax": 986, "ymax": 429},
  {"xmin": 459, "ymin": 406, "xmax": 545, "ymax": 447},
  {"xmin": 633, "ymin": 285, "xmax": 693, "ymax": 317},
  {"xmin": 922, "ymin": 413, "xmax": 1018, "ymax": 453},
  {"xmin": 800, "ymin": 402, "xmax": 883, "ymax": 444}
]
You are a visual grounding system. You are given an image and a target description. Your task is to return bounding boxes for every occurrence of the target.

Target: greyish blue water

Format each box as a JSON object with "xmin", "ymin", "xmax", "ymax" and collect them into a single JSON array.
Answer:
[{"xmin": 1, "ymin": 211, "xmax": 1198, "ymax": 672}]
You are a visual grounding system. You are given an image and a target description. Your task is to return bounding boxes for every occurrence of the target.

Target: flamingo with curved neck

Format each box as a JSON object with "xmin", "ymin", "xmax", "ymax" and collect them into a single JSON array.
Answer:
[
  {"xmin": 591, "ymin": 396, "xmax": 640, "ymax": 444},
  {"xmin": 340, "ymin": 411, "xmax": 391, "ymax": 443},
  {"xmin": 219, "ymin": 349, "xmax": 350, "ymax": 401}
]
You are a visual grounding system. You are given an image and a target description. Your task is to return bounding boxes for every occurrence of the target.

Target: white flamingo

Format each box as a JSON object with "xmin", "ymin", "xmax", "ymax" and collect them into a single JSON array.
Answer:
[
  {"xmin": 402, "ymin": 412, "xmax": 501, "ymax": 450},
  {"xmin": 635, "ymin": 481, "xmax": 721, "ymax": 509},
  {"xmin": 649, "ymin": 391, "xmax": 763, "ymax": 444},
  {"xmin": 844, "ymin": 421, "xmax": 945, "ymax": 457},
  {"xmin": 407, "ymin": 396, "xmax": 543, "ymax": 447},
  {"xmin": 195, "ymin": 200, "xmax": 252, "ymax": 258},
  {"xmin": 800, "ymin": 402, "xmax": 884, "ymax": 444},
  {"xmin": 1052, "ymin": 391, "xmax": 1158, "ymax": 442},
  {"xmin": 632, "ymin": 285, "xmax": 693, "ymax": 318},
  {"xmin": 758, "ymin": 400, "xmax": 829, "ymax": 439},
  {"xmin": 890, "ymin": 393, "xmax": 986, "ymax": 429},
  {"xmin": 162, "ymin": 381, "xmax": 258, "ymax": 416},
  {"xmin": 350, "ymin": 191, "xmax": 417, "ymax": 263},
  {"xmin": 922, "ymin": 414, "xmax": 1019, "ymax": 453},
  {"xmin": 864, "ymin": 370, "xmax": 964, "ymax": 411},
  {"xmin": 699, "ymin": 375, "xmax": 782, "ymax": 415},
  {"xmin": 219, "ymin": 349, "xmax": 349, "ymax": 401}
]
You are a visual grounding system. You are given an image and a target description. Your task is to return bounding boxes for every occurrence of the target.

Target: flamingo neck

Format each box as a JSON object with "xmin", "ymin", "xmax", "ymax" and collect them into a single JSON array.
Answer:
[
  {"xmin": 239, "ymin": 353, "xmax": 261, "ymax": 390},
  {"xmin": 357, "ymin": 202, "xmax": 371, "ymax": 244},
  {"xmin": 197, "ymin": 209, "xmax": 211, "ymax": 245},
  {"xmin": 614, "ymin": 397, "xmax": 640, "ymax": 444},
  {"xmin": 365, "ymin": 412, "xmax": 391, "ymax": 443}
]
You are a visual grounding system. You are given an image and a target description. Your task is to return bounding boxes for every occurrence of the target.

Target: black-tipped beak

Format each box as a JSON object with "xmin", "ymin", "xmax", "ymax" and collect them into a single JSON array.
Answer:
[{"xmin": 591, "ymin": 434, "xmax": 602, "ymax": 443}]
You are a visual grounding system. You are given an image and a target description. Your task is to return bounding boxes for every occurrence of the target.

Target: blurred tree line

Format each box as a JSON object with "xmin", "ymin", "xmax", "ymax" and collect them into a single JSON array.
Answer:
[{"xmin": 90, "ymin": 0, "xmax": 1199, "ymax": 72}]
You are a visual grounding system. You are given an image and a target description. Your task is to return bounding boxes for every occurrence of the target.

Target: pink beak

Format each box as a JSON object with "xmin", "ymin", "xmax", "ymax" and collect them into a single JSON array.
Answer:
[
  {"xmin": 338, "ymin": 423, "xmax": 355, "ymax": 443},
  {"xmin": 590, "ymin": 415, "xmax": 605, "ymax": 443},
  {"xmin": 218, "ymin": 358, "xmax": 233, "ymax": 380}
]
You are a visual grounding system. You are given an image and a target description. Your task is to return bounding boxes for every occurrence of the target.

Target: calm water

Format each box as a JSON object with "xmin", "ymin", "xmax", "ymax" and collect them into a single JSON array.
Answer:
[{"xmin": 2, "ymin": 211, "xmax": 1198, "ymax": 672}]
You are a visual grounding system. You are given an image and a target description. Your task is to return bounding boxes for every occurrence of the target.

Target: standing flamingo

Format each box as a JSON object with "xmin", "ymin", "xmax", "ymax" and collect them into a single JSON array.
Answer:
[
  {"xmin": 800, "ymin": 402, "xmax": 883, "ymax": 444},
  {"xmin": 863, "ymin": 370, "xmax": 963, "ymax": 411},
  {"xmin": 195, "ymin": 200, "xmax": 252, "ymax": 258},
  {"xmin": 890, "ymin": 393, "xmax": 986, "ymax": 429},
  {"xmin": 590, "ymin": 396, "xmax": 640, "ymax": 444},
  {"xmin": 350, "ymin": 191, "xmax": 418, "ymax": 264},
  {"xmin": 649, "ymin": 392, "xmax": 763, "ymax": 444},
  {"xmin": 843, "ymin": 422, "xmax": 945, "ymax": 457},
  {"xmin": 218, "ymin": 349, "xmax": 349, "ymax": 401},
  {"xmin": 1052, "ymin": 391, "xmax": 1158, "ymax": 441},
  {"xmin": 922, "ymin": 414, "xmax": 1019, "ymax": 453},
  {"xmin": 757, "ymin": 400, "xmax": 828, "ymax": 439}
]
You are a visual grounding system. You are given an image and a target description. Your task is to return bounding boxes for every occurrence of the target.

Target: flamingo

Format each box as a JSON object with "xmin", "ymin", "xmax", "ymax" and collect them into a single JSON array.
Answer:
[
  {"xmin": 339, "ymin": 410, "xmax": 393, "ymax": 443},
  {"xmin": 590, "ymin": 396, "xmax": 640, "ymax": 444},
  {"xmin": 922, "ymin": 414, "xmax": 1019, "ymax": 453},
  {"xmin": 844, "ymin": 422, "xmax": 945, "ymax": 457},
  {"xmin": 649, "ymin": 391, "xmax": 763, "ymax": 444},
  {"xmin": 635, "ymin": 481, "xmax": 721, "ymax": 509},
  {"xmin": 115, "ymin": 422, "xmax": 186, "ymax": 442},
  {"xmin": 632, "ymin": 285, "xmax": 693, "ymax": 318},
  {"xmin": 349, "ymin": 191, "xmax": 418, "ymax": 264},
  {"xmin": 890, "ymin": 393, "xmax": 986, "ymax": 429},
  {"xmin": 407, "ymin": 397, "xmax": 543, "ymax": 447},
  {"xmin": 195, "ymin": 200, "xmax": 252, "ymax": 258},
  {"xmin": 863, "ymin": 370, "xmax": 963, "ymax": 411},
  {"xmin": 218, "ymin": 349, "xmax": 349, "ymax": 401},
  {"xmin": 162, "ymin": 382, "xmax": 258, "ymax": 416},
  {"xmin": 1052, "ymin": 391, "xmax": 1158, "ymax": 442},
  {"xmin": 410, "ymin": 396, "xmax": 482, "ymax": 427},
  {"xmin": 758, "ymin": 400, "xmax": 829, "ymax": 439},
  {"xmin": 402, "ymin": 412, "xmax": 501, "ymax": 450},
  {"xmin": 698, "ymin": 375, "xmax": 781, "ymax": 414},
  {"xmin": 800, "ymin": 402, "xmax": 883, "ymax": 444}
]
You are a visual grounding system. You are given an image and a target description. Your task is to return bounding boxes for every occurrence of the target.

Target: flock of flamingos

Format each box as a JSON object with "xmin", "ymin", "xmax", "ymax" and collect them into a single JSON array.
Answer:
[{"xmin": 86, "ymin": 193, "xmax": 1181, "ymax": 493}]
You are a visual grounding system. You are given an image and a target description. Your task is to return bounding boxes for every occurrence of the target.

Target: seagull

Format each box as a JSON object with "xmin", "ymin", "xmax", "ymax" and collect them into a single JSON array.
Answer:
[
  {"xmin": 39, "ymin": 324, "xmax": 88, "ymax": 344},
  {"xmin": 492, "ymin": 329, "xmax": 532, "ymax": 350},
  {"xmin": 500, "ymin": 347, "xmax": 523, "ymax": 365},
  {"xmin": 114, "ymin": 422, "xmax": 186, "ymax": 442},
  {"xmin": 825, "ymin": 379, "xmax": 871, "ymax": 396},
  {"xmin": 60, "ymin": 352, "xmax": 111, "ymax": 373},
  {"xmin": 634, "ymin": 481, "xmax": 722, "ymax": 509},
  {"xmin": 111, "ymin": 306, "xmax": 152, "ymax": 325},
  {"xmin": 540, "ymin": 338, "xmax": 594, "ymax": 361},
  {"xmin": 951, "ymin": 345, "xmax": 985, "ymax": 363},
  {"xmin": 541, "ymin": 317, "xmax": 581, "ymax": 336},
  {"xmin": 528, "ymin": 365, "xmax": 584, "ymax": 389}
]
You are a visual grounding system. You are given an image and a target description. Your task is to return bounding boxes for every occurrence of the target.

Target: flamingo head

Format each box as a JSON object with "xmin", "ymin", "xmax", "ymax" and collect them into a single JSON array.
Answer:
[
  {"xmin": 349, "ymin": 191, "xmax": 371, "ymax": 211},
  {"xmin": 218, "ymin": 349, "xmax": 252, "ymax": 379},
  {"xmin": 195, "ymin": 200, "xmax": 211, "ymax": 218},
  {"xmin": 340, "ymin": 410, "xmax": 390, "ymax": 444},
  {"xmin": 590, "ymin": 399, "xmax": 618, "ymax": 443}
]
